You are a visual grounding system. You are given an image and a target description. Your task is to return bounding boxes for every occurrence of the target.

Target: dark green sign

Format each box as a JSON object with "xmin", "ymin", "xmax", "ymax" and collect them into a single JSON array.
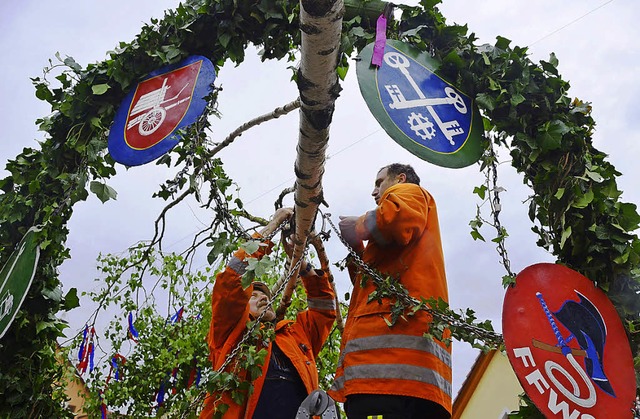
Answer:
[
  {"xmin": 357, "ymin": 40, "xmax": 486, "ymax": 168},
  {"xmin": 0, "ymin": 227, "xmax": 40, "ymax": 339}
]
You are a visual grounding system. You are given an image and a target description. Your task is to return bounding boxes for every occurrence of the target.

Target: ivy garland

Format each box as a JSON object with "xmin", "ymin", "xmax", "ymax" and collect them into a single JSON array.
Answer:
[{"xmin": 0, "ymin": 0, "xmax": 638, "ymax": 416}]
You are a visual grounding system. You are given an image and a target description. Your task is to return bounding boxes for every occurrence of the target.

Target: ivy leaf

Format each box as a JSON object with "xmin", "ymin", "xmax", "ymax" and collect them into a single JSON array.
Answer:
[
  {"xmin": 241, "ymin": 270, "xmax": 255, "ymax": 289},
  {"xmin": 539, "ymin": 120, "xmax": 570, "ymax": 151},
  {"xmin": 585, "ymin": 170, "xmax": 603, "ymax": 183},
  {"xmin": 473, "ymin": 185, "xmax": 487, "ymax": 200},
  {"xmin": 240, "ymin": 240, "xmax": 260, "ymax": 256},
  {"xmin": 36, "ymin": 321, "xmax": 55, "ymax": 334},
  {"xmin": 337, "ymin": 65, "xmax": 348, "ymax": 81},
  {"xmin": 617, "ymin": 202, "xmax": 640, "ymax": 231},
  {"xmin": 421, "ymin": 0, "xmax": 442, "ymax": 8},
  {"xmin": 63, "ymin": 288, "xmax": 80, "ymax": 311},
  {"xmin": 63, "ymin": 56, "xmax": 82, "ymax": 72},
  {"xmin": 554, "ymin": 188, "xmax": 565, "ymax": 199},
  {"xmin": 349, "ymin": 26, "xmax": 366, "ymax": 38},
  {"xmin": 42, "ymin": 286, "xmax": 63, "ymax": 303},
  {"xmin": 613, "ymin": 250, "xmax": 630, "ymax": 265},
  {"xmin": 253, "ymin": 257, "xmax": 274, "ymax": 277},
  {"xmin": 219, "ymin": 32, "xmax": 232, "ymax": 48},
  {"xmin": 470, "ymin": 230, "xmax": 485, "ymax": 241},
  {"xmin": 475, "ymin": 93, "xmax": 495, "ymax": 111},
  {"xmin": 495, "ymin": 36, "xmax": 511, "ymax": 50},
  {"xmin": 90, "ymin": 181, "xmax": 118, "ymax": 203},
  {"xmin": 91, "ymin": 84, "xmax": 110, "ymax": 95},
  {"xmin": 481, "ymin": 52, "xmax": 490, "ymax": 66},
  {"xmin": 207, "ymin": 232, "xmax": 233, "ymax": 264},
  {"xmin": 163, "ymin": 45, "xmax": 182, "ymax": 61},
  {"xmin": 35, "ymin": 83, "xmax": 54, "ymax": 102},
  {"xmin": 560, "ymin": 226, "xmax": 572, "ymax": 249},
  {"xmin": 572, "ymin": 189, "xmax": 594, "ymax": 209},
  {"xmin": 502, "ymin": 275, "xmax": 516, "ymax": 287},
  {"xmin": 510, "ymin": 93, "xmax": 525, "ymax": 106}
]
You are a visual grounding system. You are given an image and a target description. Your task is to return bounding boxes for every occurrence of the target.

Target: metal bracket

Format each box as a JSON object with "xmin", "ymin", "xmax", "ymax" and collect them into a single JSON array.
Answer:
[{"xmin": 296, "ymin": 389, "xmax": 340, "ymax": 419}]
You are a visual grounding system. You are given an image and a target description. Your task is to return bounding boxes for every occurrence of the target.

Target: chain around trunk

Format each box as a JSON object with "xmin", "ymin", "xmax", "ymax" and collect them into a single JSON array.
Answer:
[{"xmin": 323, "ymin": 213, "xmax": 503, "ymax": 346}]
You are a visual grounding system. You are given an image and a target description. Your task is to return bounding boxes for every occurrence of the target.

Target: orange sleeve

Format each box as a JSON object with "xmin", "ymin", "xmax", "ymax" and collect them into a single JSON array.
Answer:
[
  {"xmin": 355, "ymin": 183, "xmax": 429, "ymax": 247},
  {"xmin": 293, "ymin": 270, "xmax": 337, "ymax": 357},
  {"xmin": 208, "ymin": 235, "xmax": 274, "ymax": 351}
]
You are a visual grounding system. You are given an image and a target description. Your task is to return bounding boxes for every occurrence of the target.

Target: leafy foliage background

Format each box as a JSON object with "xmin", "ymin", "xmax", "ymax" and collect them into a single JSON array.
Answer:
[{"xmin": 0, "ymin": 0, "xmax": 637, "ymax": 416}]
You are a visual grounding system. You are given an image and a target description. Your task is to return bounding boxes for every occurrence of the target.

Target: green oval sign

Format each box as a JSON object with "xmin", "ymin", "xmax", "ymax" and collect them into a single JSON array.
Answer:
[
  {"xmin": 0, "ymin": 227, "xmax": 40, "ymax": 339},
  {"xmin": 357, "ymin": 40, "xmax": 486, "ymax": 168}
]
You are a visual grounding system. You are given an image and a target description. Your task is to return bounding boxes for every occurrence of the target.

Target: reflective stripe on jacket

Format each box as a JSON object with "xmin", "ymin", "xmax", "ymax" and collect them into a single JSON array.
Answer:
[
  {"xmin": 328, "ymin": 183, "xmax": 452, "ymax": 415},
  {"xmin": 199, "ymin": 236, "xmax": 336, "ymax": 418}
]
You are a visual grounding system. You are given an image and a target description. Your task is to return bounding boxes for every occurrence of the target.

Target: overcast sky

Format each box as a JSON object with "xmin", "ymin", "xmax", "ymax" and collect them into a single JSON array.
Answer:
[{"xmin": 1, "ymin": 0, "xmax": 638, "ymax": 400}]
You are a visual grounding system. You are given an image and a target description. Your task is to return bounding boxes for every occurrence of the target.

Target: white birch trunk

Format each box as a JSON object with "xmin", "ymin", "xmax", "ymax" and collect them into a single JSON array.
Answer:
[{"xmin": 278, "ymin": 0, "xmax": 345, "ymax": 315}]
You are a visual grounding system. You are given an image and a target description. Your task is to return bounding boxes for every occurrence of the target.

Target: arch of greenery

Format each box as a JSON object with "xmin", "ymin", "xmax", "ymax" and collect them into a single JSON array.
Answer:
[{"xmin": 0, "ymin": 0, "xmax": 638, "ymax": 416}]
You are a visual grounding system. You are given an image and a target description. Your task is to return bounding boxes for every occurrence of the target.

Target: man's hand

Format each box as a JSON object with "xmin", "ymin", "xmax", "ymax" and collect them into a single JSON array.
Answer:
[
  {"xmin": 261, "ymin": 207, "xmax": 293, "ymax": 237},
  {"xmin": 281, "ymin": 232, "xmax": 316, "ymax": 276},
  {"xmin": 339, "ymin": 215, "xmax": 364, "ymax": 253},
  {"xmin": 272, "ymin": 207, "xmax": 293, "ymax": 225}
]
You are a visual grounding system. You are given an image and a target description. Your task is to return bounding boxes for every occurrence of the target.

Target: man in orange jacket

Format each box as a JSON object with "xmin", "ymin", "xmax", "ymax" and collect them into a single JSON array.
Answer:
[
  {"xmin": 328, "ymin": 163, "xmax": 451, "ymax": 419},
  {"xmin": 200, "ymin": 208, "xmax": 337, "ymax": 419}
]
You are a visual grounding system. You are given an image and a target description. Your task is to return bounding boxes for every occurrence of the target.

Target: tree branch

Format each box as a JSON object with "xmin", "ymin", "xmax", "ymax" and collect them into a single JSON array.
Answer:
[{"xmin": 211, "ymin": 99, "xmax": 301, "ymax": 155}]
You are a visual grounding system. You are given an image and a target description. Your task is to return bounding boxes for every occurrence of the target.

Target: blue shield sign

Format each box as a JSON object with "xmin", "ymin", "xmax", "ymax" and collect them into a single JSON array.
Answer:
[
  {"xmin": 108, "ymin": 55, "xmax": 216, "ymax": 166},
  {"xmin": 357, "ymin": 40, "xmax": 485, "ymax": 168}
]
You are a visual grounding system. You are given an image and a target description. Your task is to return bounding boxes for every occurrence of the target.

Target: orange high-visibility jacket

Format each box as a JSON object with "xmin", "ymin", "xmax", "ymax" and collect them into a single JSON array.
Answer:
[
  {"xmin": 200, "ymin": 238, "xmax": 336, "ymax": 419},
  {"xmin": 328, "ymin": 183, "xmax": 452, "ymax": 415}
]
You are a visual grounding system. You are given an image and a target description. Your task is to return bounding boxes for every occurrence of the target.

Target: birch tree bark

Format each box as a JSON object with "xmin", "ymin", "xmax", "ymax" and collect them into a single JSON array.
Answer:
[{"xmin": 278, "ymin": 0, "xmax": 345, "ymax": 315}]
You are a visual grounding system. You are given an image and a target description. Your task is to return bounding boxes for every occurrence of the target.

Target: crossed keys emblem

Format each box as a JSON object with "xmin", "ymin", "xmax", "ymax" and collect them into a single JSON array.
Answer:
[{"xmin": 382, "ymin": 52, "xmax": 468, "ymax": 146}]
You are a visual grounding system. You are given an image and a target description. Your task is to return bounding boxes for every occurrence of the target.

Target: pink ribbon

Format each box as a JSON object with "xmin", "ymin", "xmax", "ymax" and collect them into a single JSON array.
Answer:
[{"xmin": 371, "ymin": 13, "xmax": 388, "ymax": 67}]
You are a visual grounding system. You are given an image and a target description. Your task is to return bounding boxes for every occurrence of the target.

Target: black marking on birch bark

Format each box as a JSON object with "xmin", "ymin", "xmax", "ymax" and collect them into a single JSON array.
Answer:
[
  {"xmin": 299, "ymin": 92, "xmax": 320, "ymax": 107},
  {"xmin": 299, "ymin": 177, "xmax": 323, "ymax": 190},
  {"xmin": 297, "ymin": 69, "xmax": 318, "ymax": 90},
  {"xmin": 294, "ymin": 191, "xmax": 324, "ymax": 208},
  {"xmin": 301, "ymin": 0, "xmax": 336, "ymax": 17},
  {"xmin": 329, "ymin": 80, "xmax": 343, "ymax": 99},
  {"xmin": 294, "ymin": 163, "xmax": 312, "ymax": 180},
  {"xmin": 318, "ymin": 46, "xmax": 338, "ymax": 56},
  {"xmin": 331, "ymin": 6, "xmax": 345, "ymax": 23},
  {"xmin": 309, "ymin": 192, "xmax": 325, "ymax": 205},
  {"xmin": 301, "ymin": 106, "xmax": 335, "ymax": 131},
  {"xmin": 294, "ymin": 197, "xmax": 309, "ymax": 208},
  {"xmin": 299, "ymin": 22, "xmax": 322, "ymax": 35},
  {"xmin": 299, "ymin": 128, "xmax": 312, "ymax": 140},
  {"xmin": 297, "ymin": 142, "xmax": 328, "ymax": 159}
]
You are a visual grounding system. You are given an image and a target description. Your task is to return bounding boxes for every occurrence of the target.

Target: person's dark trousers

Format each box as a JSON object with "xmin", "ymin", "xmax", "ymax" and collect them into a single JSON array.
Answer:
[{"xmin": 344, "ymin": 394, "xmax": 450, "ymax": 419}]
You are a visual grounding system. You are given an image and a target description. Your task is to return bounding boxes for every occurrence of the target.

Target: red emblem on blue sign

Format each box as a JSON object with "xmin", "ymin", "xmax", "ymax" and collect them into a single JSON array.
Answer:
[
  {"xmin": 503, "ymin": 263, "xmax": 636, "ymax": 418},
  {"xmin": 108, "ymin": 55, "xmax": 216, "ymax": 166}
]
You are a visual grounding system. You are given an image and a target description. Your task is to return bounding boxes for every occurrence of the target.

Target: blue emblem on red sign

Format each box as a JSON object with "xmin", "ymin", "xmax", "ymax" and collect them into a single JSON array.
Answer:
[
  {"xmin": 108, "ymin": 55, "xmax": 216, "ymax": 166},
  {"xmin": 357, "ymin": 40, "xmax": 485, "ymax": 168},
  {"xmin": 502, "ymin": 263, "xmax": 636, "ymax": 418}
]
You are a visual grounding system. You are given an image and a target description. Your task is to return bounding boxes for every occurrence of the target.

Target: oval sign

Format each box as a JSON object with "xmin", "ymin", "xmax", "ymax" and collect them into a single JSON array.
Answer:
[
  {"xmin": 502, "ymin": 263, "xmax": 636, "ymax": 418},
  {"xmin": 356, "ymin": 40, "xmax": 485, "ymax": 168},
  {"xmin": 108, "ymin": 55, "xmax": 216, "ymax": 166},
  {"xmin": 0, "ymin": 227, "xmax": 40, "ymax": 339}
]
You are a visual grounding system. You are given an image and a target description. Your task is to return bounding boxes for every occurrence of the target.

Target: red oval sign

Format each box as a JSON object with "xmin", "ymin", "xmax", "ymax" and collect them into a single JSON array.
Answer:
[{"xmin": 503, "ymin": 263, "xmax": 636, "ymax": 418}]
